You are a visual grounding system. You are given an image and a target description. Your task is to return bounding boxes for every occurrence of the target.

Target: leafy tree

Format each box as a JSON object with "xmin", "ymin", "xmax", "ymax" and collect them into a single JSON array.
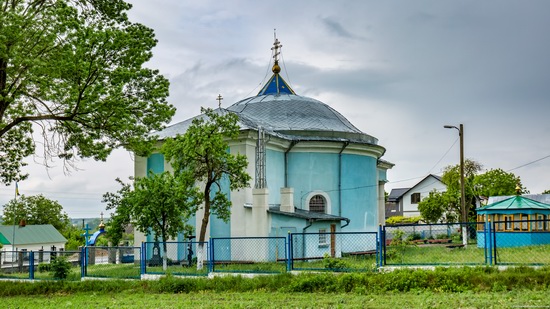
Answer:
[
  {"xmin": 441, "ymin": 159, "xmax": 483, "ymax": 223},
  {"xmin": 63, "ymin": 225, "xmax": 85, "ymax": 250},
  {"xmin": 418, "ymin": 190, "xmax": 458, "ymax": 224},
  {"xmin": 103, "ymin": 173, "xmax": 197, "ymax": 270},
  {"xmin": 542, "ymin": 189, "xmax": 550, "ymax": 194},
  {"xmin": 2, "ymin": 194, "xmax": 70, "ymax": 231},
  {"xmin": 0, "ymin": 0, "xmax": 174, "ymax": 184},
  {"xmin": 473, "ymin": 168, "xmax": 526, "ymax": 197},
  {"xmin": 162, "ymin": 108, "xmax": 251, "ymax": 269}
]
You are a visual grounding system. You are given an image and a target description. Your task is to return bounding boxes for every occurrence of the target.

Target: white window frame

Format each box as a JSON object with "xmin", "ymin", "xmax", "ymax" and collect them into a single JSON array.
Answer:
[
  {"xmin": 305, "ymin": 191, "xmax": 331, "ymax": 214},
  {"xmin": 318, "ymin": 228, "xmax": 328, "ymax": 247}
]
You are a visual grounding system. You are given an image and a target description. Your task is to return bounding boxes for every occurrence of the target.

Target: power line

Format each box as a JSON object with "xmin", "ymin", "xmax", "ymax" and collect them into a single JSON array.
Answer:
[{"xmin": 506, "ymin": 154, "xmax": 550, "ymax": 172}]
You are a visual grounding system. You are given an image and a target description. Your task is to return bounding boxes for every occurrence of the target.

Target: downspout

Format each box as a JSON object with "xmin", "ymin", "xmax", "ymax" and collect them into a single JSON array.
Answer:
[
  {"xmin": 284, "ymin": 140, "xmax": 298, "ymax": 187},
  {"xmin": 302, "ymin": 218, "xmax": 314, "ymax": 258},
  {"xmin": 338, "ymin": 142, "xmax": 349, "ymax": 217},
  {"xmin": 341, "ymin": 218, "xmax": 350, "ymax": 229}
]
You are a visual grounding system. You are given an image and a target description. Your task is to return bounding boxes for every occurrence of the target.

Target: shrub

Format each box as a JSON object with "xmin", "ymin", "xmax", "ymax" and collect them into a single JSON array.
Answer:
[
  {"xmin": 50, "ymin": 256, "xmax": 72, "ymax": 280},
  {"xmin": 38, "ymin": 263, "xmax": 52, "ymax": 273},
  {"xmin": 406, "ymin": 232, "xmax": 422, "ymax": 241},
  {"xmin": 435, "ymin": 233, "xmax": 449, "ymax": 239},
  {"xmin": 323, "ymin": 254, "xmax": 351, "ymax": 271},
  {"xmin": 385, "ymin": 216, "xmax": 423, "ymax": 225}
]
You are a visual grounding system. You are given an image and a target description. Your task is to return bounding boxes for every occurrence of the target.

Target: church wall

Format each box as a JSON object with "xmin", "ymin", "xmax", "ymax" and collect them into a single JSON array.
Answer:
[
  {"xmin": 286, "ymin": 152, "xmax": 339, "ymax": 212},
  {"xmin": 341, "ymin": 154, "xmax": 378, "ymax": 232},
  {"xmin": 266, "ymin": 149, "xmax": 285, "ymax": 205}
]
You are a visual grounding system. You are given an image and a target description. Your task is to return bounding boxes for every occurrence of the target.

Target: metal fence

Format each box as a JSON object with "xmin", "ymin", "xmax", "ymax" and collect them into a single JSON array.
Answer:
[
  {"xmin": 211, "ymin": 237, "xmax": 287, "ymax": 273},
  {"xmin": 383, "ymin": 222, "xmax": 484, "ymax": 266},
  {"xmin": 489, "ymin": 219, "xmax": 550, "ymax": 266},
  {"xmin": 290, "ymin": 232, "xmax": 378, "ymax": 272},
  {"xmin": 83, "ymin": 246, "xmax": 141, "ymax": 279},
  {"xmin": 142, "ymin": 241, "xmax": 209, "ymax": 276},
  {"xmin": 0, "ymin": 250, "xmax": 82, "ymax": 280},
  {"xmin": 4, "ymin": 221, "xmax": 550, "ymax": 282}
]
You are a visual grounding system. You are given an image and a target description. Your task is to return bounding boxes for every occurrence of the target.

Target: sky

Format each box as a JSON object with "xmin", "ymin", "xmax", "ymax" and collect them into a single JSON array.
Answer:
[{"xmin": 1, "ymin": 0, "xmax": 549, "ymax": 218}]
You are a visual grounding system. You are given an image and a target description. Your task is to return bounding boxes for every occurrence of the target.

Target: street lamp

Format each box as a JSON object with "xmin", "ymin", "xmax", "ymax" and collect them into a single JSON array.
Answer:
[{"xmin": 444, "ymin": 124, "xmax": 467, "ymax": 246}]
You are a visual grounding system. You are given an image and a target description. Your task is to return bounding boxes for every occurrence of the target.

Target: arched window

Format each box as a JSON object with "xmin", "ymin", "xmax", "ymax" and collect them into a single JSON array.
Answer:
[{"xmin": 309, "ymin": 195, "xmax": 326, "ymax": 213}]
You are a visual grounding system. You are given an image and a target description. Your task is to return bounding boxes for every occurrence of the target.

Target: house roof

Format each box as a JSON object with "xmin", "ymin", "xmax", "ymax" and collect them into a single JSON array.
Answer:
[
  {"xmin": 0, "ymin": 225, "xmax": 67, "ymax": 246},
  {"xmin": 388, "ymin": 188, "xmax": 409, "ymax": 202},
  {"xmin": 268, "ymin": 206, "xmax": 350, "ymax": 224},
  {"xmin": 477, "ymin": 195, "xmax": 550, "ymax": 212},
  {"xmin": 388, "ymin": 174, "xmax": 444, "ymax": 202}
]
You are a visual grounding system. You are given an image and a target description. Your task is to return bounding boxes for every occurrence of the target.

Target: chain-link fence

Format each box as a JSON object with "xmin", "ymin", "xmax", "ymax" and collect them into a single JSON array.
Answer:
[
  {"xmin": 290, "ymin": 232, "xmax": 378, "ymax": 272},
  {"xmin": 211, "ymin": 237, "xmax": 287, "ymax": 273},
  {"xmin": 143, "ymin": 241, "xmax": 209, "ymax": 276},
  {"xmin": 490, "ymin": 219, "xmax": 550, "ymax": 266},
  {"xmin": 0, "ymin": 250, "xmax": 82, "ymax": 280},
  {"xmin": 83, "ymin": 246, "xmax": 141, "ymax": 279},
  {"xmin": 383, "ymin": 222, "xmax": 484, "ymax": 266}
]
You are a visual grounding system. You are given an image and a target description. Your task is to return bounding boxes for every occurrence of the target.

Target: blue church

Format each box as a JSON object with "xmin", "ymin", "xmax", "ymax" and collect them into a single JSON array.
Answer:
[{"xmin": 134, "ymin": 37, "xmax": 393, "ymax": 258}]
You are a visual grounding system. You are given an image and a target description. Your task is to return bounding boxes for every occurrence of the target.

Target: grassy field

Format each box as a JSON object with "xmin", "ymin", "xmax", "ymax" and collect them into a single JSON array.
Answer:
[{"xmin": 5, "ymin": 290, "xmax": 550, "ymax": 308}]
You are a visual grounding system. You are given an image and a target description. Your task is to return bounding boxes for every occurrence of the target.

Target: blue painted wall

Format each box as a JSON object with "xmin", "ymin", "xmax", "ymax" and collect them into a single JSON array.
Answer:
[
  {"xmin": 477, "ymin": 231, "xmax": 550, "ymax": 248},
  {"xmin": 286, "ymin": 152, "xmax": 339, "ymax": 211},
  {"xmin": 341, "ymin": 154, "xmax": 378, "ymax": 232}
]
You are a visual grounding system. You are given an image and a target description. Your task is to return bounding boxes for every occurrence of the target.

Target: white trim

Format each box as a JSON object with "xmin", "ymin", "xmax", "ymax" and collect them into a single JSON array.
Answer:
[{"xmin": 304, "ymin": 191, "xmax": 332, "ymax": 214}]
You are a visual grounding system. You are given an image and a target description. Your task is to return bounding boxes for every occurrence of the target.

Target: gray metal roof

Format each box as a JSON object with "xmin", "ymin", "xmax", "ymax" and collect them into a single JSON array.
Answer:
[
  {"xmin": 268, "ymin": 206, "xmax": 350, "ymax": 223},
  {"xmin": 153, "ymin": 94, "xmax": 380, "ymax": 146},
  {"xmin": 488, "ymin": 194, "xmax": 550, "ymax": 205}
]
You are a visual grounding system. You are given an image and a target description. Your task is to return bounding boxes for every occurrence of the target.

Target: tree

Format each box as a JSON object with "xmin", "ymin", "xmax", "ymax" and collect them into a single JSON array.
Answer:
[
  {"xmin": 103, "ymin": 173, "xmax": 197, "ymax": 270},
  {"xmin": 441, "ymin": 159, "xmax": 483, "ymax": 223},
  {"xmin": 418, "ymin": 190, "xmax": 458, "ymax": 224},
  {"xmin": 0, "ymin": 0, "xmax": 174, "ymax": 184},
  {"xmin": 162, "ymin": 108, "xmax": 251, "ymax": 269},
  {"xmin": 541, "ymin": 189, "xmax": 550, "ymax": 194},
  {"xmin": 473, "ymin": 168, "xmax": 526, "ymax": 197},
  {"xmin": 2, "ymin": 194, "xmax": 70, "ymax": 231}
]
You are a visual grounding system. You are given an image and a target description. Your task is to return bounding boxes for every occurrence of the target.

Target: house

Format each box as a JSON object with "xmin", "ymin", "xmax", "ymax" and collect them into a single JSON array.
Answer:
[
  {"xmin": 476, "ymin": 194, "xmax": 550, "ymax": 248},
  {"xmin": 386, "ymin": 174, "xmax": 446, "ymax": 218},
  {"xmin": 134, "ymin": 37, "xmax": 393, "ymax": 259},
  {"xmin": 0, "ymin": 224, "xmax": 67, "ymax": 262}
]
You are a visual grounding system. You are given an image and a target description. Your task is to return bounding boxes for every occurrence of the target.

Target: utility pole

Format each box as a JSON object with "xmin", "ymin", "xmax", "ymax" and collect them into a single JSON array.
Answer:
[{"xmin": 445, "ymin": 124, "xmax": 467, "ymax": 246}]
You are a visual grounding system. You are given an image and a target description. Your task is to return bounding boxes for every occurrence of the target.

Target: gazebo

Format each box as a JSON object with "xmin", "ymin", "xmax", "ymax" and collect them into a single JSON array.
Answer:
[{"xmin": 476, "ymin": 195, "xmax": 550, "ymax": 248}]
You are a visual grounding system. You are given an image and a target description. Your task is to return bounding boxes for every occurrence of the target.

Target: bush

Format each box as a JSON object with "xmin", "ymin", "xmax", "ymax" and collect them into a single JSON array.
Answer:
[
  {"xmin": 51, "ymin": 256, "xmax": 72, "ymax": 280},
  {"xmin": 38, "ymin": 263, "xmax": 52, "ymax": 273},
  {"xmin": 323, "ymin": 254, "xmax": 351, "ymax": 271},
  {"xmin": 406, "ymin": 232, "xmax": 422, "ymax": 241},
  {"xmin": 385, "ymin": 216, "xmax": 423, "ymax": 225},
  {"xmin": 435, "ymin": 233, "xmax": 449, "ymax": 239}
]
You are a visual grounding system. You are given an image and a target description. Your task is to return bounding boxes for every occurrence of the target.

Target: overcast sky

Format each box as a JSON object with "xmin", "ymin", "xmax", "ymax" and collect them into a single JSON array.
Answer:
[{"xmin": 1, "ymin": 0, "xmax": 549, "ymax": 218}]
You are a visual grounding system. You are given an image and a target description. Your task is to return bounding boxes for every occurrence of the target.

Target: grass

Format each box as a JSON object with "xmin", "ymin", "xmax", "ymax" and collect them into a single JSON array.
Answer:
[
  {"xmin": 5, "ymin": 290, "xmax": 550, "ymax": 308},
  {"xmin": 385, "ymin": 242, "xmax": 550, "ymax": 266}
]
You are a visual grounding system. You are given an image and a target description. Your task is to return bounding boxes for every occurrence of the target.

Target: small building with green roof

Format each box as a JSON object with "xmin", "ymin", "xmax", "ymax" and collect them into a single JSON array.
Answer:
[
  {"xmin": 0, "ymin": 224, "xmax": 67, "ymax": 257},
  {"xmin": 476, "ymin": 195, "xmax": 550, "ymax": 248}
]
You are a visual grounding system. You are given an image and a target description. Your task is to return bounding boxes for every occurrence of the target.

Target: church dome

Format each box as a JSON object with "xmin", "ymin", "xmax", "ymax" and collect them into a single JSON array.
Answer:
[{"xmin": 226, "ymin": 93, "xmax": 378, "ymax": 145}]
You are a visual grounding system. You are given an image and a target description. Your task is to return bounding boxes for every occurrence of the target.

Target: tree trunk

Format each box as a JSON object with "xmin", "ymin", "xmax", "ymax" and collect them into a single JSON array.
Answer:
[
  {"xmin": 162, "ymin": 241, "xmax": 168, "ymax": 271},
  {"xmin": 197, "ymin": 184, "xmax": 212, "ymax": 270}
]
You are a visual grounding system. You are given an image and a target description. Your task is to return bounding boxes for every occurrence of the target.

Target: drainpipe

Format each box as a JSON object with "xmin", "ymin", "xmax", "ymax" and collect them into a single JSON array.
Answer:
[
  {"xmin": 338, "ymin": 142, "xmax": 349, "ymax": 217},
  {"xmin": 302, "ymin": 218, "xmax": 314, "ymax": 258},
  {"xmin": 341, "ymin": 218, "xmax": 350, "ymax": 229},
  {"xmin": 284, "ymin": 141, "xmax": 298, "ymax": 187}
]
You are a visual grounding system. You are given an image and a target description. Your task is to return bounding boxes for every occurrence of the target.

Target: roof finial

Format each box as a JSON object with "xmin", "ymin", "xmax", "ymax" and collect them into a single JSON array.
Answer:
[
  {"xmin": 217, "ymin": 94, "xmax": 223, "ymax": 108},
  {"xmin": 515, "ymin": 183, "xmax": 522, "ymax": 196},
  {"xmin": 271, "ymin": 29, "xmax": 282, "ymax": 74}
]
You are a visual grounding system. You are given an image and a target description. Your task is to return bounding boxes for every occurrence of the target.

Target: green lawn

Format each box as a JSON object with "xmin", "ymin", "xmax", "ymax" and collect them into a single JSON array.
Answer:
[{"xmin": 5, "ymin": 290, "xmax": 550, "ymax": 308}]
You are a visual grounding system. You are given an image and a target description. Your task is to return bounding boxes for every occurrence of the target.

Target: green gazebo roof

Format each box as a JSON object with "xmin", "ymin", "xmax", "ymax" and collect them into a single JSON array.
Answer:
[{"xmin": 477, "ymin": 195, "xmax": 550, "ymax": 213}]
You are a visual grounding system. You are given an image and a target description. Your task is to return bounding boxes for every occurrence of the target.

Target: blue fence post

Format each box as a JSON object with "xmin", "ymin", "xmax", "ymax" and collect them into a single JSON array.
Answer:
[
  {"xmin": 29, "ymin": 251, "xmax": 34, "ymax": 280},
  {"xmin": 487, "ymin": 220, "xmax": 493, "ymax": 265},
  {"xmin": 286, "ymin": 232, "xmax": 291, "ymax": 272},
  {"xmin": 80, "ymin": 247, "xmax": 85, "ymax": 278},
  {"xmin": 140, "ymin": 242, "xmax": 145, "ymax": 275},
  {"xmin": 376, "ymin": 225, "xmax": 381, "ymax": 267},
  {"xmin": 208, "ymin": 238, "xmax": 214, "ymax": 273}
]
